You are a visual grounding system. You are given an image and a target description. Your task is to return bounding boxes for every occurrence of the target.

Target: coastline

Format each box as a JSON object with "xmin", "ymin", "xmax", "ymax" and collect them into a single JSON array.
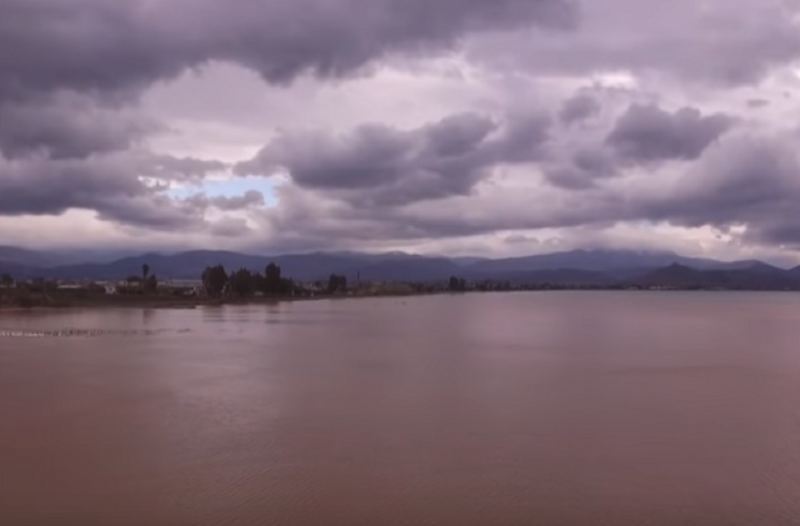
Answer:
[
  {"xmin": 3, "ymin": 287, "xmax": 799, "ymax": 313},
  {"xmin": 0, "ymin": 290, "xmax": 430, "ymax": 312}
]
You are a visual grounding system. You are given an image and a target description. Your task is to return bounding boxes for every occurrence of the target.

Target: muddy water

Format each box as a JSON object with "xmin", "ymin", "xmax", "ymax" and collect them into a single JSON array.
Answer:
[{"xmin": 2, "ymin": 292, "xmax": 800, "ymax": 526}]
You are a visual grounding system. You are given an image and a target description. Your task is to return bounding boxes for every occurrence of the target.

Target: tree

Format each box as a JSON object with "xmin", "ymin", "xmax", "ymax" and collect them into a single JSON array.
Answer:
[
  {"xmin": 230, "ymin": 268, "xmax": 254, "ymax": 298},
  {"xmin": 141, "ymin": 264, "xmax": 152, "ymax": 293},
  {"xmin": 0, "ymin": 273, "xmax": 12, "ymax": 303},
  {"xmin": 328, "ymin": 274, "xmax": 347, "ymax": 295},
  {"xmin": 448, "ymin": 276, "xmax": 467, "ymax": 292},
  {"xmin": 144, "ymin": 274, "xmax": 158, "ymax": 292},
  {"xmin": 201, "ymin": 265, "xmax": 228, "ymax": 297},
  {"xmin": 264, "ymin": 262, "xmax": 282, "ymax": 294},
  {"xmin": 252, "ymin": 272, "xmax": 266, "ymax": 293}
]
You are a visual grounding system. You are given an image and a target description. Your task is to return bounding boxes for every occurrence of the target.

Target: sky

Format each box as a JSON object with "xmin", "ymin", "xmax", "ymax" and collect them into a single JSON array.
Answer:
[{"xmin": 2, "ymin": 0, "xmax": 800, "ymax": 263}]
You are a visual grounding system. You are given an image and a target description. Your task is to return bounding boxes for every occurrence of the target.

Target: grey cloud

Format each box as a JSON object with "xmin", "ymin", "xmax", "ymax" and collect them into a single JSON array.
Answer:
[
  {"xmin": 544, "ymin": 147, "xmax": 618, "ymax": 190},
  {"xmin": 146, "ymin": 155, "xmax": 229, "ymax": 183},
  {"xmin": 96, "ymin": 195, "xmax": 208, "ymax": 230},
  {"xmin": 559, "ymin": 94, "xmax": 601, "ymax": 125},
  {"xmin": 467, "ymin": 0, "xmax": 800, "ymax": 86},
  {"xmin": 236, "ymin": 111, "xmax": 550, "ymax": 206},
  {"xmin": 0, "ymin": 95, "xmax": 155, "ymax": 160},
  {"xmin": 573, "ymin": 148, "xmax": 616, "ymax": 176},
  {"xmin": 606, "ymin": 104, "xmax": 735, "ymax": 163},
  {"xmin": 0, "ymin": 0, "xmax": 578, "ymax": 176},
  {"xmin": 0, "ymin": 152, "xmax": 213, "ymax": 229},
  {"xmin": 747, "ymin": 99, "xmax": 770, "ymax": 108},
  {"xmin": 505, "ymin": 234, "xmax": 540, "ymax": 245},
  {"xmin": 210, "ymin": 218, "xmax": 252, "ymax": 237},
  {"xmin": 252, "ymin": 175, "xmax": 625, "ymax": 248},
  {"xmin": 542, "ymin": 167, "xmax": 597, "ymax": 190},
  {"xmin": 489, "ymin": 113, "xmax": 553, "ymax": 163},
  {"xmin": 255, "ymin": 129, "xmax": 800, "ymax": 252},
  {"xmin": 0, "ymin": 155, "xmax": 143, "ymax": 216},
  {"xmin": 187, "ymin": 190, "xmax": 266, "ymax": 211},
  {"xmin": 239, "ymin": 124, "xmax": 417, "ymax": 190},
  {"xmin": 210, "ymin": 191, "xmax": 265, "ymax": 210},
  {"xmin": 7, "ymin": 0, "xmax": 800, "ymax": 259},
  {"xmin": 639, "ymin": 133, "xmax": 800, "ymax": 245},
  {"xmin": 0, "ymin": 0, "xmax": 578, "ymax": 102},
  {"xmin": 423, "ymin": 113, "xmax": 498, "ymax": 157}
]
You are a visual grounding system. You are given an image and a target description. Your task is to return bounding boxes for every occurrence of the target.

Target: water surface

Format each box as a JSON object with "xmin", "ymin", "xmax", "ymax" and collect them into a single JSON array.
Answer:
[{"xmin": 2, "ymin": 292, "xmax": 800, "ymax": 525}]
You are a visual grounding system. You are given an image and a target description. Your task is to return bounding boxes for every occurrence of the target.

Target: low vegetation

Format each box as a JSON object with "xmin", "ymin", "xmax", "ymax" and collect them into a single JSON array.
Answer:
[{"xmin": 3, "ymin": 258, "xmax": 800, "ymax": 311}]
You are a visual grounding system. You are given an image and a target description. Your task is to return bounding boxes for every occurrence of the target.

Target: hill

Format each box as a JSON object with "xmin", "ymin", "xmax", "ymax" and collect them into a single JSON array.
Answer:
[
  {"xmin": 468, "ymin": 249, "xmax": 762, "ymax": 274},
  {"xmin": 631, "ymin": 263, "xmax": 800, "ymax": 290},
  {"xmin": 0, "ymin": 247, "xmax": 794, "ymax": 289}
]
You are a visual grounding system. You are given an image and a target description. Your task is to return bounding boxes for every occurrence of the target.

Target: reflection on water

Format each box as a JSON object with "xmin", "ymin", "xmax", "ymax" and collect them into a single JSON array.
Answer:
[{"xmin": 2, "ymin": 292, "xmax": 800, "ymax": 525}]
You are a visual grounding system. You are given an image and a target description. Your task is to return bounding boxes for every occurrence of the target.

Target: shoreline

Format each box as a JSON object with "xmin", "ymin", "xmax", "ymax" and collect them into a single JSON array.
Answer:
[
  {"xmin": 0, "ymin": 290, "xmax": 435, "ymax": 312},
  {"xmin": 3, "ymin": 287, "xmax": 799, "ymax": 313}
]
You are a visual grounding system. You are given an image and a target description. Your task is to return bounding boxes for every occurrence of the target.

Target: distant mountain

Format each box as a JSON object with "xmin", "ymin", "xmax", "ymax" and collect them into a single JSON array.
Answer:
[
  {"xmin": 631, "ymin": 263, "xmax": 800, "ymax": 290},
  {"xmin": 356, "ymin": 258, "xmax": 461, "ymax": 282},
  {"xmin": 0, "ymin": 247, "xmax": 794, "ymax": 289},
  {"xmin": 9, "ymin": 251, "xmax": 359, "ymax": 281},
  {"xmin": 0, "ymin": 246, "xmax": 134, "ymax": 269},
  {"xmin": 0, "ymin": 246, "xmax": 70, "ymax": 268},
  {"xmin": 488, "ymin": 268, "xmax": 616, "ymax": 286},
  {"xmin": 468, "ymin": 249, "xmax": 763, "ymax": 274}
]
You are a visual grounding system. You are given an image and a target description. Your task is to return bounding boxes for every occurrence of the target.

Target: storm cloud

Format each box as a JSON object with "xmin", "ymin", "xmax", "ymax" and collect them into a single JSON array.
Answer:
[
  {"xmin": 606, "ymin": 104, "xmax": 735, "ymax": 163},
  {"xmin": 467, "ymin": 0, "xmax": 800, "ymax": 86},
  {"xmin": 3, "ymin": 0, "xmax": 800, "ymax": 262},
  {"xmin": 0, "ymin": 94, "xmax": 155, "ymax": 160},
  {"xmin": 0, "ymin": 151, "xmax": 234, "ymax": 229},
  {"xmin": 0, "ymin": 0, "xmax": 578, "ymax": 101},
  {"xmin": 559, "ymin": 94, "xmax": 601, "ymax": 125},
  {"xmin": 236, "ymin": 111, "xmax": 551, "ymax": 206}
]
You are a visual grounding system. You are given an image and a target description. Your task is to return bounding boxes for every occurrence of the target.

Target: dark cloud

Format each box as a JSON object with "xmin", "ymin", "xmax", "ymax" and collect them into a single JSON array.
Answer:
[
  {"xmin": 0, "ymin": 95, "xmax": 155, "ymax": 160},
  {"xmin": 0, "ymin": 155, "xmax": 144, "ymax": 216},
  {"xmin": 146, "ymin": 155, "xmax": 229, "ymax": 183},
  {"xmin": 236, "ymin": 111, "xmax": 550, "ymax": 206},
  {"xmin": 187, "ymin": 190, "xmax": 266, "ymax": 211},
  {"xmin": 253, "ymin": 129, "xmax": 800, "ymax": 254},
  {"xmin": 4, "ymin": 0, "xmax": 800, "ymax": 260},
  {"xmin": 95, "ymin": 194, "xmax": 208, "ymax": 230},
  {"xmin": 606, "ymin": 104, "xmax": 735, "ymax": 163},
  {"xmin": 505, "ymin": 234, "xmax": 541, "ymax": 245},
  {"xmin": 639, "ymin": 133, "xmax": 800, "ymax": 245},
  {"xmin": 559, "ymin": 94, "xmax": 601, "ymax": 125},
  {"xmin": 209, "ymin": 218, "xmax": 252, "ymax": 237},
  {"xmin": 0, "ymin": 0, "xmax": 577, "ymax": 171},
  {"xmin": 467, "ymin": 0, "xmax": 800, "ymax": 86},
  {"xmin": 0, "ymin": 152, "xmax": 235, "ymax": 229},
  {"xmin": 544, "ymin": 147, "xmax": 617, "ymax": 189},
  {"xmin": 0, "ymin": 0, "xmax": 578, "ymax": 102}
]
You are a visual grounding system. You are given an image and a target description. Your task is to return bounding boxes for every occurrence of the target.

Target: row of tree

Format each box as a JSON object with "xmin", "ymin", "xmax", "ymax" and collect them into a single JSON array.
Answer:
[
  {"xmin": 201, "ymin": 263, "xmax": 351, "ymax": 298},
  {"xmin": 123, "ymin": 264, "xmax": 158, "ymax": 292},
  {"xmin": 448, "ymin": 276, "xmax": 467, "ymax": 292}
]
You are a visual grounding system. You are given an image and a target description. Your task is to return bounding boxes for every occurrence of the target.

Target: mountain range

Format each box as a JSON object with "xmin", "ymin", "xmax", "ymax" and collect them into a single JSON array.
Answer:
[{"xmin": 2, "ymin": 247, "xmax": 800, "ymax": 290}]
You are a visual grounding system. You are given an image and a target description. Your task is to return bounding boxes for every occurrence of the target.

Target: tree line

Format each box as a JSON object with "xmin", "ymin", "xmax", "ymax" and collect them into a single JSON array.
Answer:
[{"xmin": 201, "ymin": 263, "xmax": 348, "ymax": 298}]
